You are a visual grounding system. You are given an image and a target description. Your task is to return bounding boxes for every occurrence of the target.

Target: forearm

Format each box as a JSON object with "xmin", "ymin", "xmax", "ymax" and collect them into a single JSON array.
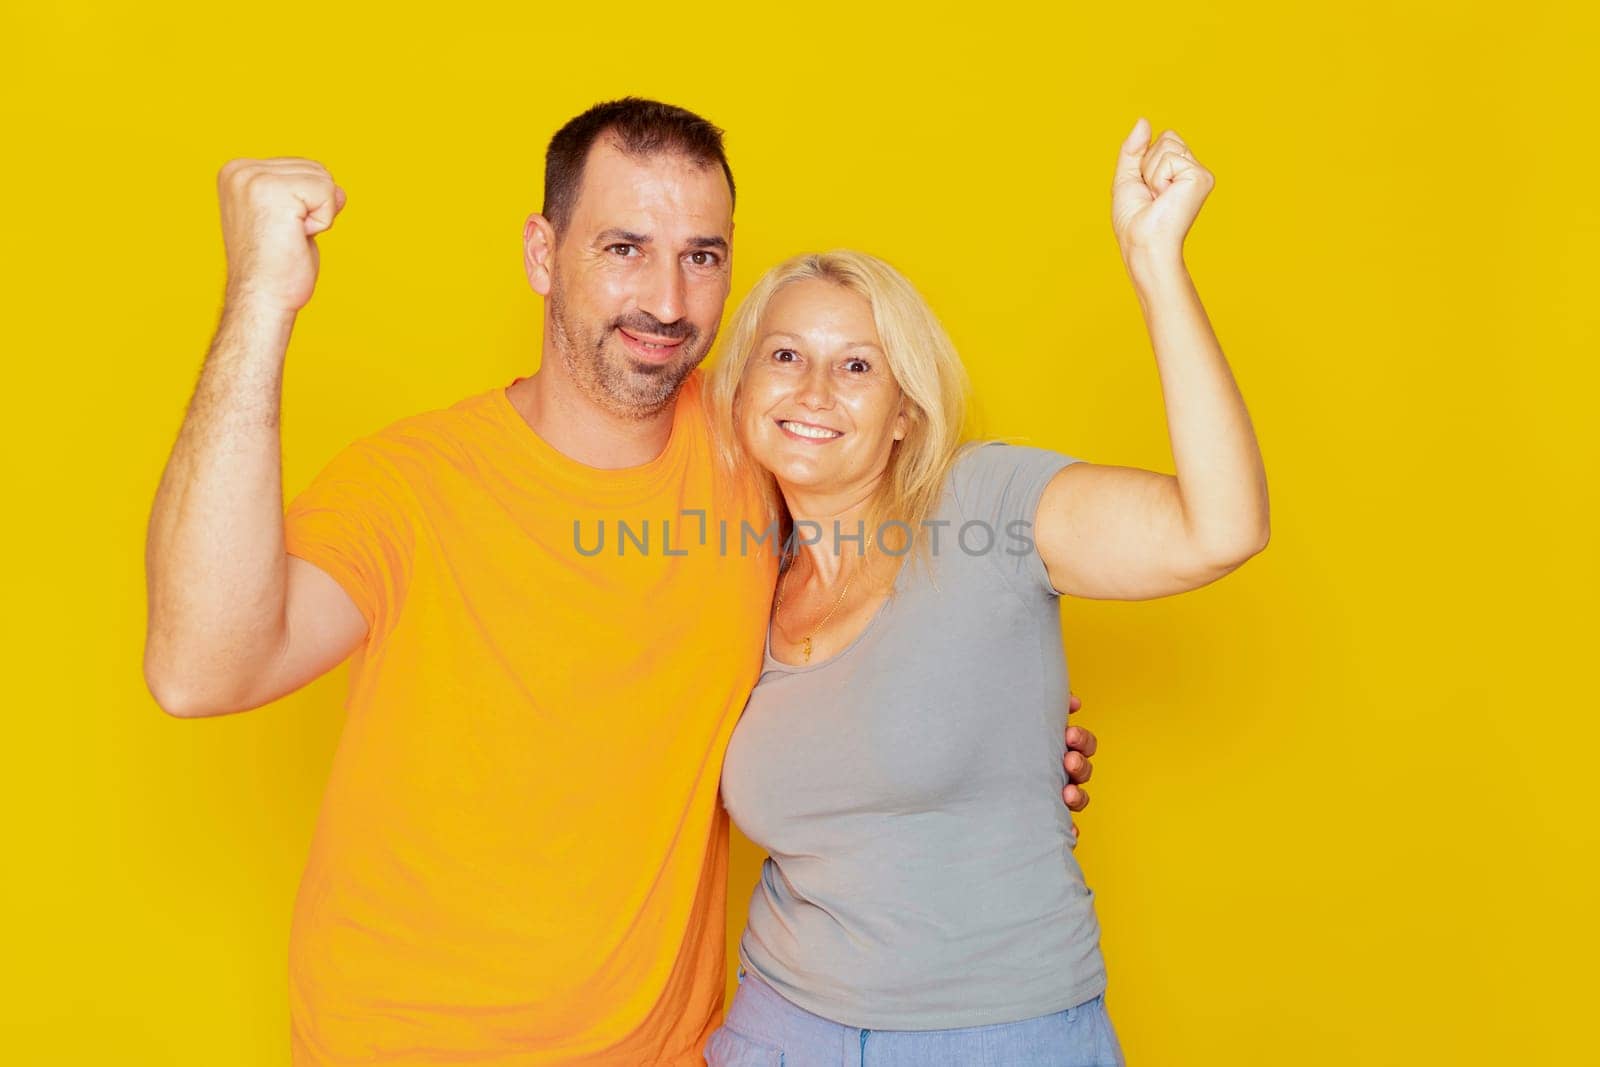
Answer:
[
  {"xmin": 143, "ymin": 299, "xmax": 297, "ymax": 711},
  {"xmin": 1126, "ymin": 249, "xmax": 1270, "ymax": 562}
]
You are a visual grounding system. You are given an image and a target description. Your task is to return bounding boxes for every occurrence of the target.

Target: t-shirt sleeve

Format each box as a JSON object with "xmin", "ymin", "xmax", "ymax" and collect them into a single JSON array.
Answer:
[
  {"xmin": 284, "ymin": 439, "xmax": 415, "ymax": 638},
  {"xmin": 950, "ymin": 441, "xmax": 1083, "ymax": 598}
]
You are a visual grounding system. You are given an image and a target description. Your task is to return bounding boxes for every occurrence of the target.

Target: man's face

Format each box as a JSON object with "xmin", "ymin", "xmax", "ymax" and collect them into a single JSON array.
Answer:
[{"xmin": 529, "ymin": 139, "xmax": 733, "ymax": 419}]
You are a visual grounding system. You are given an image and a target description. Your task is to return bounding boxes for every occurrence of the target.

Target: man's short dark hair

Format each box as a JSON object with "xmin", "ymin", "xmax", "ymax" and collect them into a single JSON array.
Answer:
[{"xmin": 542, "ymin": 97, "xmax": 735, "ymax": 234}]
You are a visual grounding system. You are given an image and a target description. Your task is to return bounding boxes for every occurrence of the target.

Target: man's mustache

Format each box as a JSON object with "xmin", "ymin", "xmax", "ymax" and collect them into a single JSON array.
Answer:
[{"xmin": 610, "ymin": 313, "xmax": 695, "ymax": 343}]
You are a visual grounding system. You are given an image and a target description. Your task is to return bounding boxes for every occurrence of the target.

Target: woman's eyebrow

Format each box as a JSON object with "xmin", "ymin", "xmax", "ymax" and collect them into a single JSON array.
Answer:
[{"xmin": 757, "ymin": 332, "xmax": 883, "ymax": 353}]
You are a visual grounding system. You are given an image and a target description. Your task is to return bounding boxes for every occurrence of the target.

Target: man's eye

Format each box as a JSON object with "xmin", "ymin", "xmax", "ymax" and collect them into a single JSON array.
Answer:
[
  {"xmin": 687, "ymin": 250, "xmax": 720, "ymax": 267},
  {"xmin": 607, "ymin": 244, "xmax": 640, "ymax": 257},
  {"xmin": 844, "ymin": 359, "xmax": 871, "ymax": 373}
]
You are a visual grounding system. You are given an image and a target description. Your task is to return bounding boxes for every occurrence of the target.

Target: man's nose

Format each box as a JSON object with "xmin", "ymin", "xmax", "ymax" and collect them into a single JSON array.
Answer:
[{"xmin": 637, "ymin": 256, "xmax": 687, "ymax": 327}]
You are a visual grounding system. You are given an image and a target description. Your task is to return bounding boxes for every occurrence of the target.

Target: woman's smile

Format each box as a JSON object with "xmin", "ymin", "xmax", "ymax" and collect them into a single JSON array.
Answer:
[{"xmin": 777, "ymin": 419, "xmax": 844, "ymax": 441}]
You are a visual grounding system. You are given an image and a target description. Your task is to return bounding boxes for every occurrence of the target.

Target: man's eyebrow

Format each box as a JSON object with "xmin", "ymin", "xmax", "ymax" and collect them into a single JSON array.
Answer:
[
  {"xmin": 595, "ymin": 228, "xmax": 651, "ymax": 246},
  {"xmin": 593, "ymin": 229, "xmax": 729, "ymax": 254}
]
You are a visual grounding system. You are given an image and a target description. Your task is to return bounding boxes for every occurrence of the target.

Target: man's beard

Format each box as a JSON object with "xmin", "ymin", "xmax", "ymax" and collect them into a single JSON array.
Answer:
[{"xmin": 548, "ymin": 281, "xmax": 709, "ymax": 421}]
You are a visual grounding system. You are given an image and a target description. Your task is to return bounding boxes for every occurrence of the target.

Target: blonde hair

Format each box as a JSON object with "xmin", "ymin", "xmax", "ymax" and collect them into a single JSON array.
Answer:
[{"xmin": 706, "ymin": 250, "xmax": 974, "ymax": 570}]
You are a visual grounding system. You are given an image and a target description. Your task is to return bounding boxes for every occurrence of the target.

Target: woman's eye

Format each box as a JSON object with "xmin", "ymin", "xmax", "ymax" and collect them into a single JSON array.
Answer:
[
  {"xmin": 844, "ymin": 359, "xmax": 871, "ymax": 373},
  {"xmin": 773, "ymin": 348, "xmax": 798, "ymax": 362}
]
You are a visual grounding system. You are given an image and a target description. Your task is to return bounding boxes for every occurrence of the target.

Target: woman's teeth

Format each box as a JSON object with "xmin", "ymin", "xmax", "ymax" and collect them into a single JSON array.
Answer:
[{"xmin": 780, "ymin": 421, "xmax": 842, "ymax": 440}]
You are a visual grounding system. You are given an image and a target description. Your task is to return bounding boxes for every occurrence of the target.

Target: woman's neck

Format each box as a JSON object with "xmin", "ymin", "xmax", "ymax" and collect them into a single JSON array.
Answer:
[{"xmin": 778, "ymin": 481, "xmax": 877, "ymax": 585}]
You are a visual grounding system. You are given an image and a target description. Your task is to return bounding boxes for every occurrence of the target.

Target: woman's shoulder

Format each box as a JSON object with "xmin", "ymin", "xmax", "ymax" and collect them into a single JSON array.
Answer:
[{"xmin": 947, "ymin": 440, "xmax": 1083, "ymax": 517}]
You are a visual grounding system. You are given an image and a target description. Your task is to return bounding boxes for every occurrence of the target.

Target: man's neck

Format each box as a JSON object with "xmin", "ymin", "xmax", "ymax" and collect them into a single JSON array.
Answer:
[{"xmin": 505, "ymin": 366, "xmax": 678, "ymax": 470}]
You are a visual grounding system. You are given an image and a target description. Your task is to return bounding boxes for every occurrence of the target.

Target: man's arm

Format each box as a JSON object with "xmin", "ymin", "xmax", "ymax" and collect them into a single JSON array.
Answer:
[
  {"xmin": 1063, "ymin": 693, "xmax": 1095, "ymax": 814},
  {"xmin": 143, "ymin": 158, "xmax": 364, "ymax": 718}
]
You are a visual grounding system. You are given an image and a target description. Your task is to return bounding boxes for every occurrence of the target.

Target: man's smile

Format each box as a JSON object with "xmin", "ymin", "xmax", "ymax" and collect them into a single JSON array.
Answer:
[{"xmin": 617, "ymin": 327, "xmax": 686, "ymax": 364}]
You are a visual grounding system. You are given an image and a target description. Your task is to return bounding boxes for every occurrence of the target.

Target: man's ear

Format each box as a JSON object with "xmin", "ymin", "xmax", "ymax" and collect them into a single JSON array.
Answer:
[{"xmin": 524, "ymin": 214, "xmax": 557, "ymax": 296}]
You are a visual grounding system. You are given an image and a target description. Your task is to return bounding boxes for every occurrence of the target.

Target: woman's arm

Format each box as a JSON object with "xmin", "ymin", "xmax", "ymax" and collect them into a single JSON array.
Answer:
[{"xmin": 1035, "ymin": 119, "xmax": 1269, "ymax": 601}]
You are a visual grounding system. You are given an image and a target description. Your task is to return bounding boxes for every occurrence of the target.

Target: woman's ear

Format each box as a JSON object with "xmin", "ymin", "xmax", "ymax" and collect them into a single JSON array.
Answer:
[
  {"xmin": 892, "ymin": 401, "xmax": 911, "ymax": 442},
  {"xmin": 523, "ymin": 214, "xmax": 557, "ymax": 296}
]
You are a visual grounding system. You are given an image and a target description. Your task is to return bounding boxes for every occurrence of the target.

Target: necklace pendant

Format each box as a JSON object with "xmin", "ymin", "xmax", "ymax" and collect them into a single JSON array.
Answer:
[{"xmin": 802, "ymin": 636, "xmax": 813, "ymax": 663}]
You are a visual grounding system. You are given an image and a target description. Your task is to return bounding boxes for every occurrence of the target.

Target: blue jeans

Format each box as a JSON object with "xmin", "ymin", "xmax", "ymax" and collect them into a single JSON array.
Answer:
[{"xmin": 705, "ymin": 966, "xmax": 1126, "ymax": 1067}]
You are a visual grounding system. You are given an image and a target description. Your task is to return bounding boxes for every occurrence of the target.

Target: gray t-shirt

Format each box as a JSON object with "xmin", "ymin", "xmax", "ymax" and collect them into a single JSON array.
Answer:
[{"xmin": 721, "ymin": 442, "xmax": 1107, "ymax": 1030}]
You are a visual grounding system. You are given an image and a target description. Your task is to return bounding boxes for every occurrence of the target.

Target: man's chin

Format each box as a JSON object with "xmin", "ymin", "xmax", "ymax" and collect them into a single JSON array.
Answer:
[{"xmin": 603, "ymin": 350, "xmax": 701, "ymax": 415}]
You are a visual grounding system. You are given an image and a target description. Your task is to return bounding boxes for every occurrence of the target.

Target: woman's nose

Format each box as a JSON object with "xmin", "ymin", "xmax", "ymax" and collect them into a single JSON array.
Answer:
[{"xmin": 795, "ymin": 364, "xmax": 835, "ymax": 409}]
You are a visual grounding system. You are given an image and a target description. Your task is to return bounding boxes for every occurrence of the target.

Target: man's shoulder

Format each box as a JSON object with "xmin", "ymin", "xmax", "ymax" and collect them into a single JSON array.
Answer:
[
  {"xmin": 677, "ymin": 367, "xmax": 709, "ymax": 417},
  {"xmin": 351, "ymin": 386, "xmax": 507, "ymax": 459},
  {"xmin": 666, "ymin": 368, "xmax": 724, "ymax": 469}
]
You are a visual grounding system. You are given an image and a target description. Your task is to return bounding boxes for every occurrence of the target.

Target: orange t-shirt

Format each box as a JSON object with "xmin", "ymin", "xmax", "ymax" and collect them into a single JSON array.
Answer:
[{"xmin": 282, "ymin": 370, "xmax": 776, "ymax": 1065}]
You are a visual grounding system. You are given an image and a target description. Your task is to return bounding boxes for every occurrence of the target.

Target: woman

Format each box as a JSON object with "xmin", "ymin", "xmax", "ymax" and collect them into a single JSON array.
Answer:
[{"xmin": 703, "ymin": 119, "xmax": 1268, "ymax": 1066}]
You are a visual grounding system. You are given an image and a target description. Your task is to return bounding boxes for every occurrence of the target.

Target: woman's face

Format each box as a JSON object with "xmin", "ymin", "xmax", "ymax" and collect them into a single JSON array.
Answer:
[{"xmin": 737, "ymin": 278, "xmax": 909, "ymax": 497}]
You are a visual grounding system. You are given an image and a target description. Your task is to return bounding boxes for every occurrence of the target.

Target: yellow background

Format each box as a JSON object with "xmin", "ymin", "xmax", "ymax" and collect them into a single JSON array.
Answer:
[{"xmin": 3, "ymin": 1, "xmax": 1594, "ymax": 1063}]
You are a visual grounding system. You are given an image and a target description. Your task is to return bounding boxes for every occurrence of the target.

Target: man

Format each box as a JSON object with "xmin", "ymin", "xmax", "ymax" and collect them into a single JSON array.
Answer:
[{"xmin": 143, "ymin": 98, "xmax": 1097, "ymax": 1065}]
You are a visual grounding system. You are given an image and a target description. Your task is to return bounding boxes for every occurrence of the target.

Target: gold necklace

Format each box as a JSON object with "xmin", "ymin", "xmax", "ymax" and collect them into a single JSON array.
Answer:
[{"xmin": 773, "ymin": 552, "xmax": 865, "ymax": 664}]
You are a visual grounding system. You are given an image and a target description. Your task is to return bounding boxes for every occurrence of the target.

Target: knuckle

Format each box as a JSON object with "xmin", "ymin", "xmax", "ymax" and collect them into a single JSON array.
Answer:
[{"xmin": 219, "ymin": 159, "xmax": 254, "ymax": 188}]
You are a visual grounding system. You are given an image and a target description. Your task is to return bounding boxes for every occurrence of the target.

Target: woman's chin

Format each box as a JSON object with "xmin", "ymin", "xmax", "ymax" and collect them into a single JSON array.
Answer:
[{"xmin": 755, "ymin": 455, "xmax": 833, "ymax": 493}]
